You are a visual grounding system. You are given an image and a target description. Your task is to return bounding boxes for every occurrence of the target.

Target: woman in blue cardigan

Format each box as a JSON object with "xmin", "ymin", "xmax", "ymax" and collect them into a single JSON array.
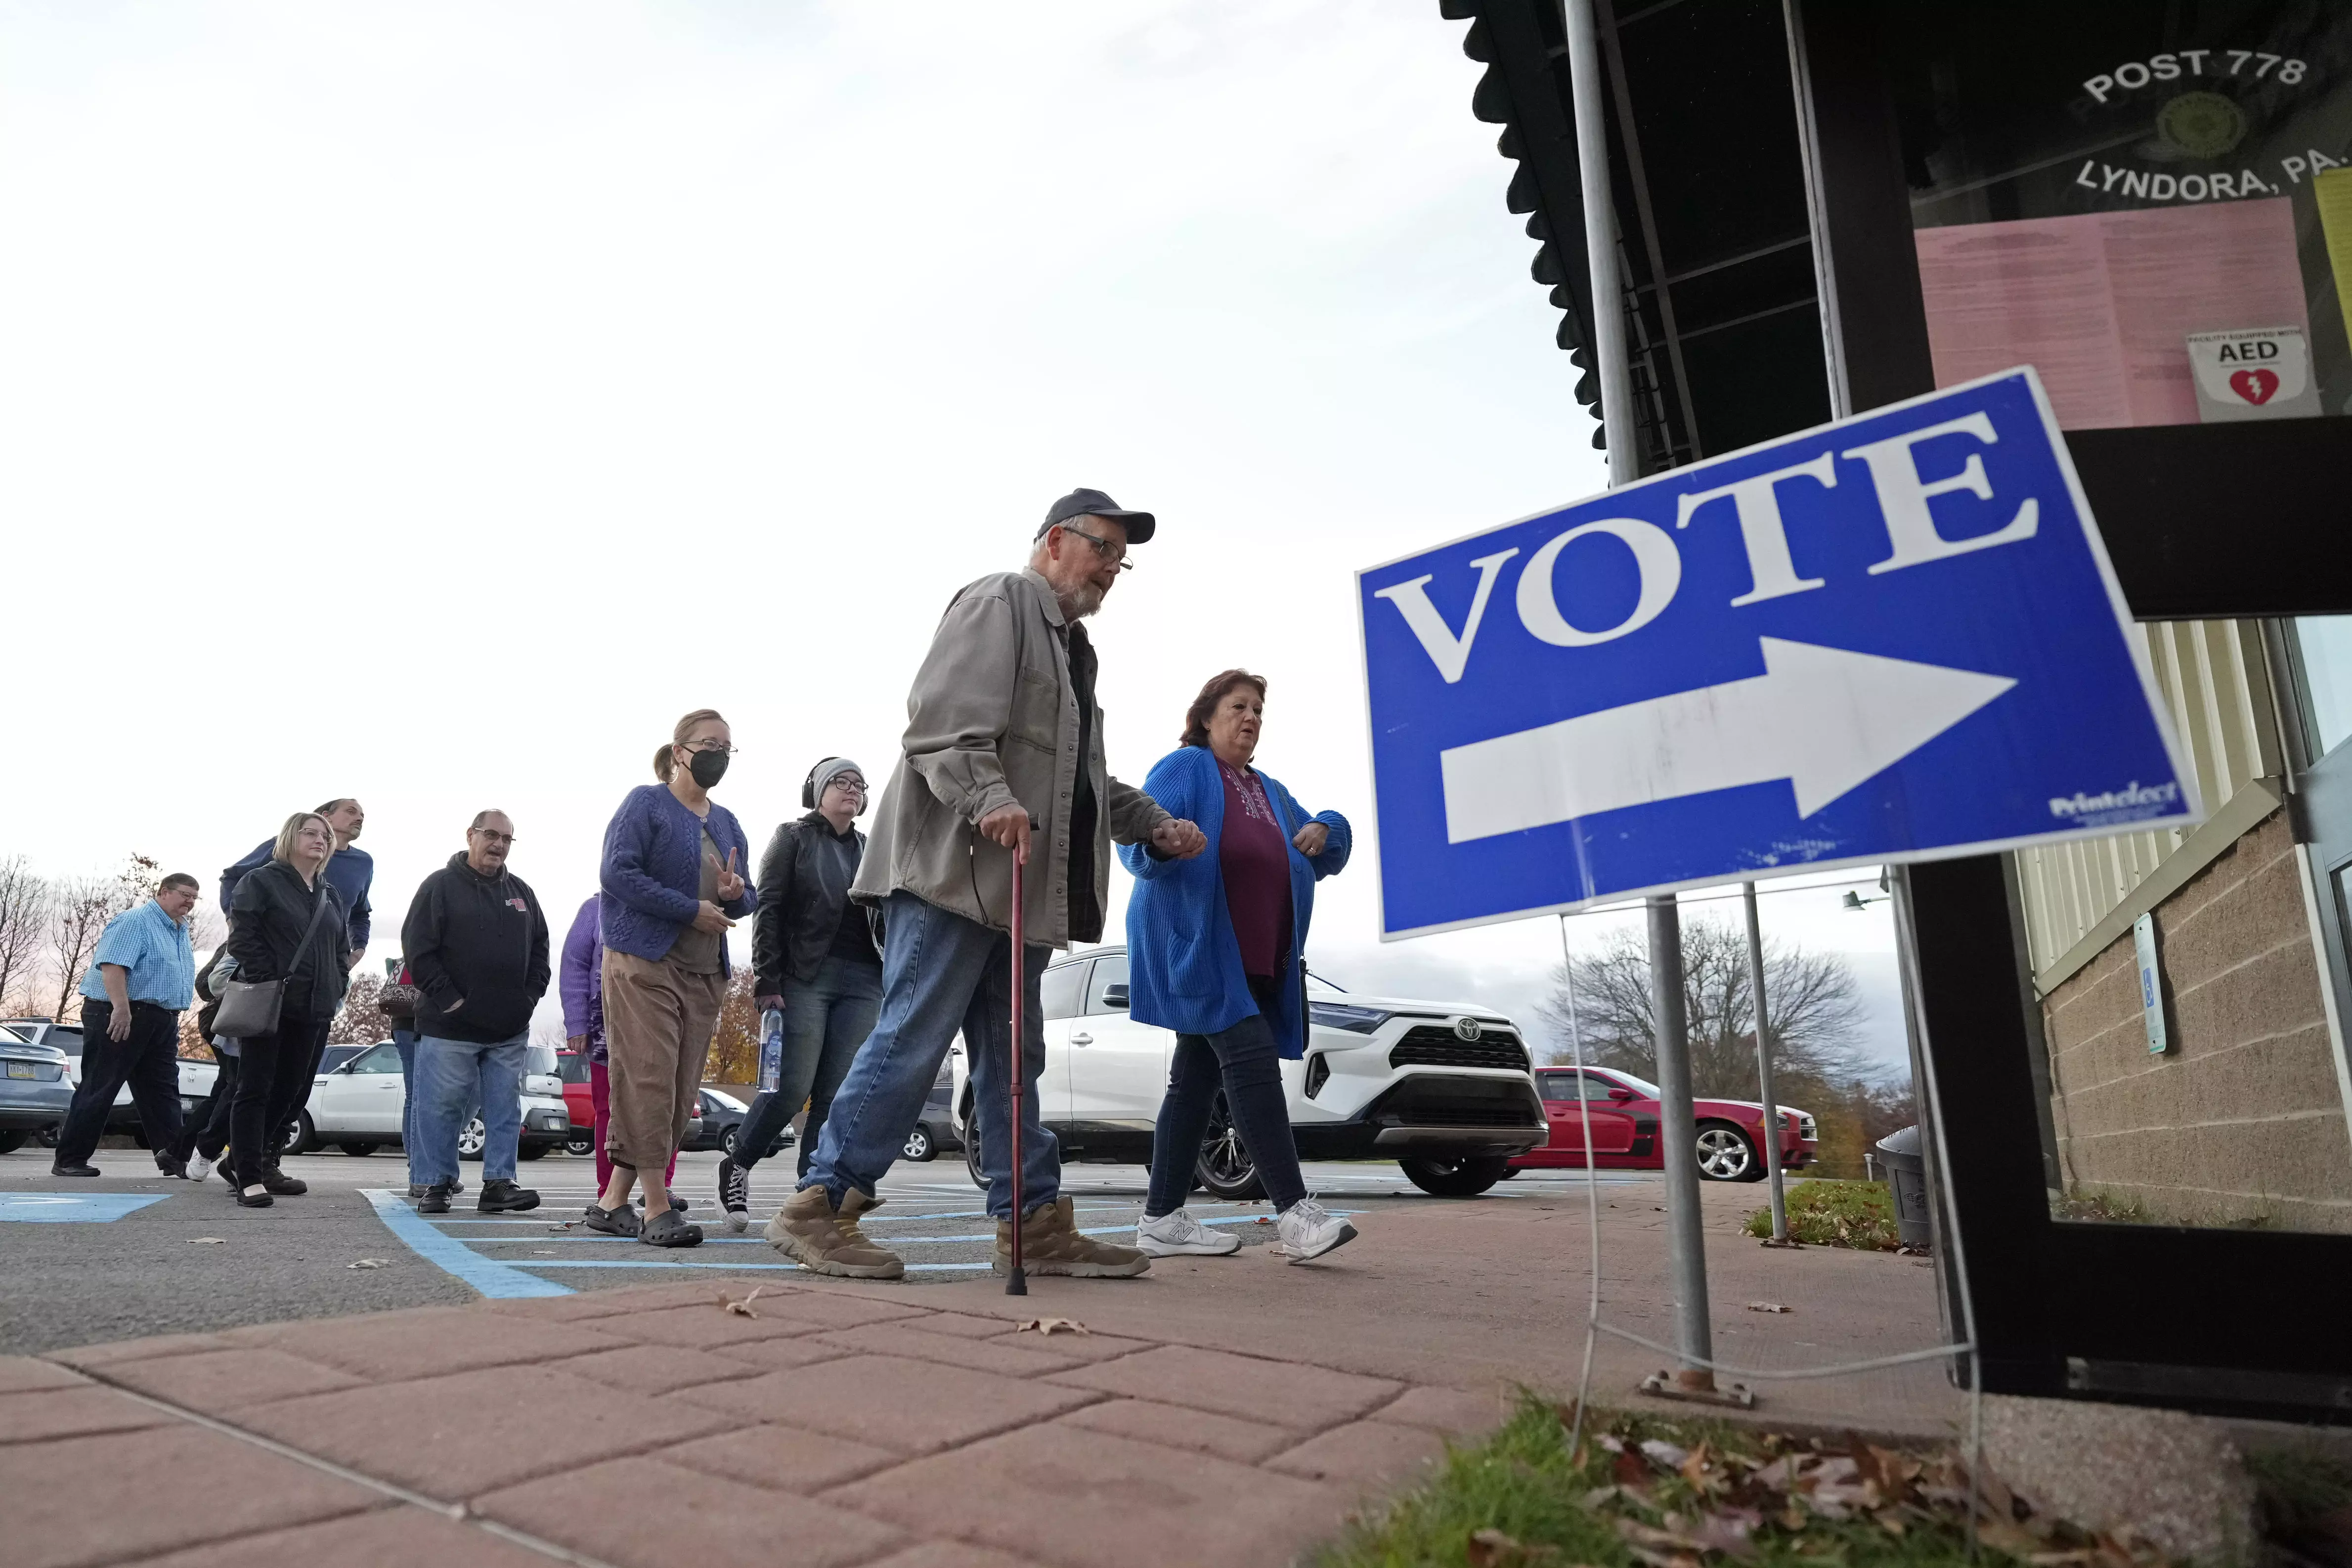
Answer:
[
  {"xmin": 1120, "ymin": 670, "xmax": 1358, "ymax": 1263},
  {"xmin": 589, "ymin": 707, "xmax": 756, "ymax": 1248}
]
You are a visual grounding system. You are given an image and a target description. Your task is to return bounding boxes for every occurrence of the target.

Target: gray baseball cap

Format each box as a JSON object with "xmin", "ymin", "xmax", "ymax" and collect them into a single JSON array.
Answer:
[{"xmin": 1038, "ymin": 487, "xmax": 1155, "ymax": 545}]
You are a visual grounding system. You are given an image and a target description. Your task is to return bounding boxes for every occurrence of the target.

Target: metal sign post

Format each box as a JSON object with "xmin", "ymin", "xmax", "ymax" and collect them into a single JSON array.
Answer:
[
  {"xmin": 1743, "ymin": 881, "xmax": 1789, "ymax": 1244},
  {"xmin": 1568, "ymin": 0, "xmax": 1738, "ymax": 1407}
]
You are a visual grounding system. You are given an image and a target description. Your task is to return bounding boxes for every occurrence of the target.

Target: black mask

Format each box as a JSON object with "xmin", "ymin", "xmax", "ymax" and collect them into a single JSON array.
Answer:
[{"xmin": 688, "ymin": 748, "xmax": 730, "ymax": 789}]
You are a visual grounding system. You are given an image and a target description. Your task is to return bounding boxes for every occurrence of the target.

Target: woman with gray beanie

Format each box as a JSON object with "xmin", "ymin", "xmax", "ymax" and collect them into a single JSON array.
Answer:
[{"xmin": 718, "ymin": 757, "xmax": 882, "ymax": 1231}]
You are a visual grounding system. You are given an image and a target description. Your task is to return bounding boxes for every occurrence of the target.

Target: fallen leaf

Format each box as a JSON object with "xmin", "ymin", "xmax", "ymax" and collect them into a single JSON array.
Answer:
[
  {"xmin": 720, "ymin": 1287, "xmax": 766, "ymax": 1318},
  {"xmin": 1640, "ymin": 1438, "xmax": 1689, "ymax": 1470},
  {"xmin": 1620, "ymin": 1517, "xmax": 1746, "ymax": 1562},
  {"xmin": 1614, "ymin": 1449, "xmax": 1654, "ymax": 1489},
  {"xmin": 1255, "ymin": 1216, "xmax": 1272, "ymax": 1225},
  {"xmin": 346, "ymin": 1259, "xmax": 390, "ymax": 1270},
  {"xmin": 1976, "ymin": 1517, "xmax": 2045, "ymax": 1559},
  {"xmin": 1015, "ymin": 1317, "xmax": 1091, "ymax": 1336},
  {"xmin": 1744, "ymin": 1302, "xmax": 1791, "ymax": 1314},
  {"xmin": 546, "ymin": 1221, "xmax": 576, "ymax": 1232},
  {"xmin": 187, "ymin": 1237, "xmax": 225, "ymax": 1245},
  {"xmin": 1466, "ymin": 1525, "xmax": 1561, "ymax": 1566}
]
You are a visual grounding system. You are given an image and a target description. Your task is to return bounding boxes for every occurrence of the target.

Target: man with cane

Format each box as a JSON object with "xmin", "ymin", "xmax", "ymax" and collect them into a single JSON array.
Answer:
[{"xmin": 767, "ymin": 488, "xmax": 1206, "ymax": 1280}]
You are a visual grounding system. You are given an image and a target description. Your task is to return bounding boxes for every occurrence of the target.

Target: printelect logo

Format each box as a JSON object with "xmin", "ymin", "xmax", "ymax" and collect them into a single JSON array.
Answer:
[{"xmin": 2048, "ymin": 781, "xmax": 2179, "ymax": 819}]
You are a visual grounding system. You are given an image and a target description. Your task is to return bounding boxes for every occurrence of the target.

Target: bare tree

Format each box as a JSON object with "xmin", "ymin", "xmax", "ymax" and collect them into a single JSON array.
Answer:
[
  {"xmin": 1537, "ymin": 915, "xmax": 1872, "ymax": 1098},
  {"xmin": 329, "ymin": 973, "xmax": 393, "ymax": 1045},
  {"xmin": 0, "ymin": 857, "xmax": 49, "ymax": 1014},
  {"xmin": 45, "ymin": 878, "xmax": 122, "ymax": 1022},
  {"xmin": 42, "ymin": 855, "xmax": 164, "ymax": 1022}
]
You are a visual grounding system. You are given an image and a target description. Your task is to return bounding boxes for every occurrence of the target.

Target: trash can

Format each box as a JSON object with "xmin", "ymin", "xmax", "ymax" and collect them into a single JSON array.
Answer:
[{"xmin": 1875, "ymin": 1125, "xmax": 1932, "ymax": 1251}]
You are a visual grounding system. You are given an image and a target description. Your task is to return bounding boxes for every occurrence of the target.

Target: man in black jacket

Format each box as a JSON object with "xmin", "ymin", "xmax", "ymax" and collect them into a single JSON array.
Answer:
[{"xmin": 402, "ymin": 810, "xmax": 551, "ymax": 1215}]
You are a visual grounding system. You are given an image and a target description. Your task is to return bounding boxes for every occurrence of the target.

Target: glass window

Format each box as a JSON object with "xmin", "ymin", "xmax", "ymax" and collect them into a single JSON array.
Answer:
[
  {"xmin": 1041, "ymin": 961, "xmax": 1089, "ymax": 1022},
  {"xmin": 1888, "ymin": 6, "xmax": 2352, "ymax": 432},
  {"xmin": 1085, "ymin": 954, "xmax": 1131, "ymax": 1013},
  {"xmin": 350, "ymin": 1044, "xmax": 402, "ymax": 1074},
  {"xmin": 1536, "ymin": 1069, "xmax": 1578, "ymax": 1103},
  {"xmin": 2294, "ymin": 615, "xmax": 2352, "ymax": 756},
  {"xmin": 556, "ymin": 1052, "xmax": 589, "ymax": 1084}
]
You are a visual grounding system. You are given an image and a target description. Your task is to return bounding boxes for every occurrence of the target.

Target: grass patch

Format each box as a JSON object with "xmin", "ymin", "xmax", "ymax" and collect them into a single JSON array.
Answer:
[
  {"xmin": 2248, "ymin": 1439, "xmax": 2352, "ymax": 1560},
  {"xmin": 1316, "ymin": 1396, "xmax": 2172, "ymax": 1568},
  {"xmin": 1743, "ymin": 1179, "xmax": 1903, "ymax": 1250}
]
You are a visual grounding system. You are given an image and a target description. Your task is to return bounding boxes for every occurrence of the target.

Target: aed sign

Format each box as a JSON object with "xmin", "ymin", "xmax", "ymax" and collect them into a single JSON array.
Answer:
[
  {"xmin": 2186, "ymin": 326, "xmax": 2320, "ymax": 421},
  {"xmin": 1356, "ymin": 366, "xmax": 2201, "ymax": 939}
]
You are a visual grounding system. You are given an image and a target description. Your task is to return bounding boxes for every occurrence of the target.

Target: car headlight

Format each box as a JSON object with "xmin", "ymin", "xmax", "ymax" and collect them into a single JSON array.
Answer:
[{"xmin": 1308, "ymin": 1002, "xmax": 1392, "ymax": 1034}]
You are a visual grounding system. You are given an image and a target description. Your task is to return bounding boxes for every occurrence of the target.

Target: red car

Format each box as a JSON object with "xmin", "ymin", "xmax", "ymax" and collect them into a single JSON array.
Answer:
[
  {"xmin": 555, "ymin": 1052, "xmax": 597, "ymax": 1156},
  {"xmin": 1511, "ymin": 1065, "xmax": 1816, "ymax": 1181}
]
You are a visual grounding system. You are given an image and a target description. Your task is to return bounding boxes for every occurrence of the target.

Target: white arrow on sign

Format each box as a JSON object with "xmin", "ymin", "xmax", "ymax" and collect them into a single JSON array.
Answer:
[{"xmin": 1440, "ymin": 637, "xmax": 2017, "ymax": 843}]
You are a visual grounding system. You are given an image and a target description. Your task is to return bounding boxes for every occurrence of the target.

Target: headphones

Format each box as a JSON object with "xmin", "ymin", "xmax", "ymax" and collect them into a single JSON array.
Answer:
[{"xmin": 802, "ymin": 758, "xmax": 869, "ymax": 816}]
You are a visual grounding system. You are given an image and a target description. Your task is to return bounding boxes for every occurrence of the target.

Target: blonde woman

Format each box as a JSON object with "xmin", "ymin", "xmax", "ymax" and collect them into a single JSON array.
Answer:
[
  {"xmin": 589, "ymin": 710, "xmax": 756, "ymax": 1247},
  {"xmin": 223, "ymin": 813, "xmax": 352, "ymax": 1208}
]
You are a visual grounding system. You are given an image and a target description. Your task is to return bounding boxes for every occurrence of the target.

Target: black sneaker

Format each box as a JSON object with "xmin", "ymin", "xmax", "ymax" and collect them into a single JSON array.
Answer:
[
  {"xmin": 583, "ymin": 1201, "xmax": 641, "ymax": 1237},
  {"xmin": 235, "ymin": 1186, "xmax": 274, "ymax": 1208},
  {"xmin": 718, "ymin": 1156, "xmax": 750, "ymax": 1232},
  {"xmin": 417, "ymin": 1183, "xmax": 452, "ymax": 1214},
  {"xmin": 478, "ymin": 1179, "xmax": 539, "ymax": 1214},
  {"xmin": 407, "ymin": 1182, "xmax": 427, "ymax": 1198},
  {"xmin": 260, "ymin": 1167, "xmax": 307, "ymax": 1196},
  {"xmin": 640, "ymin": 1206, "xmax": 702, "ymax": 1248},
  {"xmin": 50, "ymin": 1163, "xmax": 99, "ymax": 1178}
]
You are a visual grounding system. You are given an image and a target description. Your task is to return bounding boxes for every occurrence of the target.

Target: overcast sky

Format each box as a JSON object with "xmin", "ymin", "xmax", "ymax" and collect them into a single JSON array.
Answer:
[{"xmin": 0, "ymin": 1, "xmax": 1910, "ymax": 1078}]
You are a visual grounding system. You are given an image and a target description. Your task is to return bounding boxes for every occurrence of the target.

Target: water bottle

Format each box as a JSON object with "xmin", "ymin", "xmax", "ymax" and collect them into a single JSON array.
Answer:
[{"xmin": 757, "ymin": 1008, "xmax": 784, "ymax": 1095}]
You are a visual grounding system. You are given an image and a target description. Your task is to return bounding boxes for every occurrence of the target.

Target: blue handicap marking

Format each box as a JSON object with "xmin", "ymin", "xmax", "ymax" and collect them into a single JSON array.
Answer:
[
  {"xmin": 1357, "ymin": 366, "xmax": 2200, "ymax": 937},
  {"xmin": 0, "ymin": 1193, "xmax": 171, "ymax": 1222}
]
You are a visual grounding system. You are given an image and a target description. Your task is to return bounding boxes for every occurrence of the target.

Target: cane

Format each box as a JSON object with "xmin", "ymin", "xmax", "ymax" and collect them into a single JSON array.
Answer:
[{"xmin": 1005, "ymin": 813, "xmax": 1037, "ymax": 1296}]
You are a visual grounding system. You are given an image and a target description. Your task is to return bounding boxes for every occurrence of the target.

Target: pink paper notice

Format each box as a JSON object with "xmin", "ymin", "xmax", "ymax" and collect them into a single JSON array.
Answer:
[{"xmin": 1915, "ymin": 199, "xmax": 2309, "ymax": 428}]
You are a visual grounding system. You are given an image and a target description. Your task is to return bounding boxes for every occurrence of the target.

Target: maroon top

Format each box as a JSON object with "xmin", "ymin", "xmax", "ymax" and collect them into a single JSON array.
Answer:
[{"xmin": 1218, "ymin": 760, "xmax": 1292, "ymax": 982}]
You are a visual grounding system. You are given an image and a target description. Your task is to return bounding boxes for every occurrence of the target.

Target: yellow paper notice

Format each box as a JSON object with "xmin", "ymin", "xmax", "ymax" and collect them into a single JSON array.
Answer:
[{"xmin": 2318, "ymin": 168, "xmax": 2352, "ymax": 348}]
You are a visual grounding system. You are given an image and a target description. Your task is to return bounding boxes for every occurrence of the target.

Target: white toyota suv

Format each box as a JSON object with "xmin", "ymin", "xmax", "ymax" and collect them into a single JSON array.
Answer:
[{"xmin": 951, "ymin": 945, "xmax": 1544, "ymax": 1198}]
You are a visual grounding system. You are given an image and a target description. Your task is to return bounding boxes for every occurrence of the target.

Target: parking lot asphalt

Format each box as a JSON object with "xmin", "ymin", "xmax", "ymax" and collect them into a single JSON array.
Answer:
[{"xmin": 1, "ymin": 1142, "xmax": 1652, "ymax": 1355}]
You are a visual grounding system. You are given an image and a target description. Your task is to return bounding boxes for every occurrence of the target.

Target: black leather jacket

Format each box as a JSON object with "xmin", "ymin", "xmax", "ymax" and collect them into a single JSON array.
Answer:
[
  {"xmin": 224, "ymin": 859, "xmax": 351, "ymax": 1023},
  {"xmin": 753, "ymin": 813, "xmax": 878, "ymax": 994}
]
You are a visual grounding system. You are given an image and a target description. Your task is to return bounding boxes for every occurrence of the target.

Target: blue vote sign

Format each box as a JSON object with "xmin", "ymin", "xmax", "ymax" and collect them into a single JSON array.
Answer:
[{"xmin": 1356, "ymin": 367, "xmax": 2200, "ymax": 939}]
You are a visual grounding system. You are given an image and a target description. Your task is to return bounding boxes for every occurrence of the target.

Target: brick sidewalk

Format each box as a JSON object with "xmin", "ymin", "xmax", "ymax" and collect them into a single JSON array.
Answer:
[{"xmin": 2, "ymin": 1275, "xmax": 1510, "ymax": 1568}]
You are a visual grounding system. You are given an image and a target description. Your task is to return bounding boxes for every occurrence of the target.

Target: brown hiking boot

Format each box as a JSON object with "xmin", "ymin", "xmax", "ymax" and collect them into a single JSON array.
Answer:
[
  {"xmin": 994, "ymin": 1195, "xmax": 1151, "ymax": 1278},
  {"xmin": 836, "ymin": 1187, "xmax": 886, "ymax": 1248},
  {"xmin": 766, "ymin": 1186, "xmax": 904, "ymax": 1279}
]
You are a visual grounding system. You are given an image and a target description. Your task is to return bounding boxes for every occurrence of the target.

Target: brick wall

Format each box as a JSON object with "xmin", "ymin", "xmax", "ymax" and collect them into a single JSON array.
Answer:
[{"xmin": 2041, "ymin": 809, "xmax": 2352, "ymax": 1231}]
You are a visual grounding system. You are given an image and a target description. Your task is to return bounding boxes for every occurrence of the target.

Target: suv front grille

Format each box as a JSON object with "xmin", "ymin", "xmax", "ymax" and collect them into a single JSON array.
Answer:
[
  {"xmin": 1388, "ymin": 1026, "xmax": 1528, "ymax": 1073},
  {"xmin": 1364, "ymin": 1075, "xmax": 1543, "ymax": 1130}
]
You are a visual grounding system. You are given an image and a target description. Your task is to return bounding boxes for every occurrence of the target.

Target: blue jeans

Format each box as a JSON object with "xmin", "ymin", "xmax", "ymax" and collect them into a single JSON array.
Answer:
[
  {"xmin": 392, "ymin": 1029, "xmax": 418, "ymax": 1177},
  {"xmin": 413, "ymin": 1033, "xmax": 527, "ymax": 1185},
  {"xmin": 735, "ymin": 956, "xmax": 882, "ymax": 1176},
  {"xmin": 802, "ymin": 890, "xmax": 1057, "ymax": 1221},
  {"xmin": 1145, "ymin": 982, "xmax": 1307, "ymax": 1217}
]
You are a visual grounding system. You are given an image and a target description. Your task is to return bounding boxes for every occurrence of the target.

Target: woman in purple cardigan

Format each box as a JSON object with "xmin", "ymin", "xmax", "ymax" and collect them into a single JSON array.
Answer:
[{"xmin": 587, "ymin": 708, "xmax": 756, "ymax": 1248}]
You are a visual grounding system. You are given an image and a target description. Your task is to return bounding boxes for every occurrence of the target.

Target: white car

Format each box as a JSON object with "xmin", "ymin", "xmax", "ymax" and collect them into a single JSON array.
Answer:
[
  {"xmin": 291, "ymin": 1039, "xmax": 571, "ymax": 1160},
  {"xmin": 951, "ymin": 945, "xmax": 1544, "ymax": 1198}
]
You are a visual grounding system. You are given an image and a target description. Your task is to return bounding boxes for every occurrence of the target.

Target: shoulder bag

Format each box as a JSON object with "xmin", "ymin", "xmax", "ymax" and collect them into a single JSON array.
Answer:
[{"xmin": 213, "ymin": 880, "xmax": 338, "ymax": 1039}]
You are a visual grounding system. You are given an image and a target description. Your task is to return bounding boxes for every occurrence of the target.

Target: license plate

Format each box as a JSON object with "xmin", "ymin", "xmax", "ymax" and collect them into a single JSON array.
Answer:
[{"xmin": 4, "ymin": 1062, "xmax": 34, "ymax": 1079}]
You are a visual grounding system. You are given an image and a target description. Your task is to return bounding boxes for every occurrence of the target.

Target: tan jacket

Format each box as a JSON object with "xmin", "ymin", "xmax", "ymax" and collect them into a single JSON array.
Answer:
[{"xmin": 852, "ymin": 568, "xmax": 1170, "ymax": 948}]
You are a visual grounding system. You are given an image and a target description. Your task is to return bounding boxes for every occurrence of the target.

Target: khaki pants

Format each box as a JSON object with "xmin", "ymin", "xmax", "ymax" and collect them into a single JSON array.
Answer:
[{"xmin": 601, "ymin": 949, "xmax": 725, "ymax": 1176}]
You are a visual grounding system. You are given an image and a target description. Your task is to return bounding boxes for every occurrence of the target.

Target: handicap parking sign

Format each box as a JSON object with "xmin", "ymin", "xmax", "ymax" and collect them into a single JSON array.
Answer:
[{"xmin": 1357, "ymin": 366, "xmax": 2199, "ymax": 938}]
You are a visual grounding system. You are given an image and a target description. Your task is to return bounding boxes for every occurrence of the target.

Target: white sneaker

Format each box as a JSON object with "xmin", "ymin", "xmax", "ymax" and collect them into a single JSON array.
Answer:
[
  {"xmin": 1135, "ymin": 1207, "xmax": 1241, "ymax": 1257},
  {"xmin": 1272, "ymin": 1198, "xmax": 1357, "ymax": 1263},
  {"xmin": 184, "ymin": 1152, "xmax": 210, "ymax": 1183}
]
